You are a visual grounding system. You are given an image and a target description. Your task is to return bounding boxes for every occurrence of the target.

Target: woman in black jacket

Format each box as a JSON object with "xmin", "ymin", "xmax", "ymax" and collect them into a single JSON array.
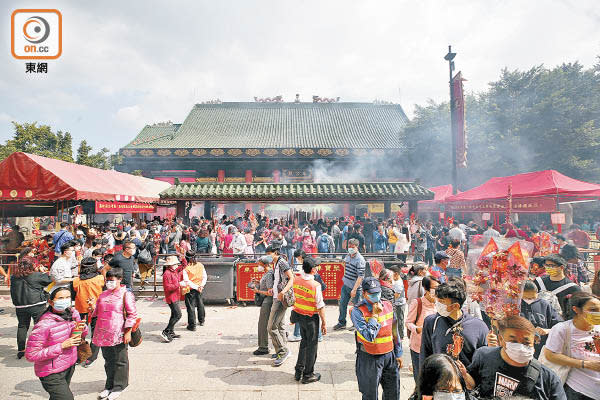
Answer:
[{"xmin": 10, "ymin": 254, "xmax": 53, "ymax": 359}]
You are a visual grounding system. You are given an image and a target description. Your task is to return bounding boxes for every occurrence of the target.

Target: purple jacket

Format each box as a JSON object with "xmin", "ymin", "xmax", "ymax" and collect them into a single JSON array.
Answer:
[
  {"xmin": 92, "ymin": 285, "xmax": 137, "ymax": 347},
  {"xmin": 25, "ymin": 308, "xmax": 87, "ymax": 377}
]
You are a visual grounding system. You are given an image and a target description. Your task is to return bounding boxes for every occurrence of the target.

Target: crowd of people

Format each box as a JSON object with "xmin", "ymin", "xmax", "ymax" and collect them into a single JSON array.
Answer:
[{"xmin": 2, "ymin": 213, "xmax": 600, "ymax": 399}]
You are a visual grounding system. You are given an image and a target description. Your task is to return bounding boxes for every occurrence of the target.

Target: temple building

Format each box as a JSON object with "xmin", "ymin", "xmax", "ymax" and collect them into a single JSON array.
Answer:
[{"xmin": 116, "ymin": 99, "xmax": 427, "ymax": 217}]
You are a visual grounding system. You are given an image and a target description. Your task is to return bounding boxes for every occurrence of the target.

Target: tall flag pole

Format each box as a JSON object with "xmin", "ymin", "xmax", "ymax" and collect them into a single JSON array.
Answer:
[
  {"xmin": 452, "ymin": 71, "xmax": 468, "ymax": 169},
  {"xmin": 444, "ymin": 46, "xmax": 458, "ymax": 194},
  {"xmin": 506, "ymin": 184, "xmax": 513, "ymax": 225}
]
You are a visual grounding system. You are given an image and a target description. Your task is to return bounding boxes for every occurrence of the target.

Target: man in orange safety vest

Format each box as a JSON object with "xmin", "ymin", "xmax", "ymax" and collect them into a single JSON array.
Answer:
[
  {"xmin": 350, "ymin": 276, "xmax": 402, "ymax": 400},
  {"xmin": 290, "ymin": 257, "xmax": 327, "ymax": 384}
]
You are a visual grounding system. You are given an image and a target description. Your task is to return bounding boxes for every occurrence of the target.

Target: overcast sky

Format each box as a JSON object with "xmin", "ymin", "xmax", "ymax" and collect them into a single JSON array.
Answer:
[{"xmin": 1, "ymin": 0, "xmax": 599, "ymax": 153}]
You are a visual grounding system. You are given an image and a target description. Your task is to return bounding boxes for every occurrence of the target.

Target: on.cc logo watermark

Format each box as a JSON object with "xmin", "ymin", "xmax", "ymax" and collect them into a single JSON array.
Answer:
[{"xmin": 11, "ymin": 9, "xmax": 62, "ymax": 59}]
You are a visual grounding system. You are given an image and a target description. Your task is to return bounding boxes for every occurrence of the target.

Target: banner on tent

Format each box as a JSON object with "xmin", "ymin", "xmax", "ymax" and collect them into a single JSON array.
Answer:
[
  {"xmin": 446, "ymin": 197, "xmax": 557, "ymax": 213},
  {"xmin": 95, "ymin": 201, "xmax": 156, "ymax": 214}
]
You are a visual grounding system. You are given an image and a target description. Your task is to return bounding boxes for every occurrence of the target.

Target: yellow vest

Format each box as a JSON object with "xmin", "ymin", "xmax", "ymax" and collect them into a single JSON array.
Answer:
[
  {"xmin": 185, "ymin": 262, "xmax": 205, "ymax": 286},
  {"xmin": 293, "ymin": 276, "xmax": 319, "ymax": 316},
  {"xmin": 388, "ymin": 228, "xmax": 398, "ymax": 244}
]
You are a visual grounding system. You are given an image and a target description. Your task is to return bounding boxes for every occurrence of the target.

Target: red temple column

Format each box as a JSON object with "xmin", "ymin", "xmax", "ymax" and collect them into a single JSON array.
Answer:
[
  {"xmin": 245, "ymin": 170, "xmax": 253, "ymax": 211},
  {"xmin": 273, "ymin": 170, "xmax": 281, "ymax": 183},
  {"xmin": 217, "ymin": 170, "xmax": 225, "ymax": 215},
  {"xmin": 343, "ymin": 203, "xmax": 350, "ymax": 217}
]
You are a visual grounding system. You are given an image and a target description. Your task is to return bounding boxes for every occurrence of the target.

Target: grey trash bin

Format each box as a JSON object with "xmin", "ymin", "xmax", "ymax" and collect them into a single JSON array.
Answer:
[{"xmin": 195, "ymin": 257, "xmax": 235, "ymax": 303}]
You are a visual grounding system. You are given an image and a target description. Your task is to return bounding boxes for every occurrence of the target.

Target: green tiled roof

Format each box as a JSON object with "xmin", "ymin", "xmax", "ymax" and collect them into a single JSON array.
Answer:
[
  {"xmin": 125, "ymin": 102, "xmax": 408, "ymax": 149},
  {"xmin": 125, "ymin": 123, "xmax": 181, "ymax": 148},
  {"xmin": 160, "ymin": 182, "xmax": 433, "ymax": 201}
]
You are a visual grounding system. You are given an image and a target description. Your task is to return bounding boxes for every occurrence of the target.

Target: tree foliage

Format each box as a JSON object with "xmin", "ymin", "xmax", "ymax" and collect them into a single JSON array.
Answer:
[
  {"xmin": 0, "ymin": 122, "xmax": 73, "ymax": 162},
  {"xmin": 0, "ymin": 122, "xmax": 117, "ymax": 170},
  {"xmin": 402, "ymin": 60, "xmax": 600, "ymax": 189},
  {"xmin": 76, "ymin": 140, "xmax": 111, "ymax": 169}
]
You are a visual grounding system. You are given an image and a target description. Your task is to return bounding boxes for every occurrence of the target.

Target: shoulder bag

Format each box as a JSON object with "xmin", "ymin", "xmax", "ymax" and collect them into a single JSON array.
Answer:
[{"xmin": 122, "ymin": 292, "xmax": 143, "ymax": 347}]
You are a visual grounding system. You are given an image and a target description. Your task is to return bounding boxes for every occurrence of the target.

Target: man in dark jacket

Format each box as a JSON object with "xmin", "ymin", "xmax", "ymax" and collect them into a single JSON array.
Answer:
[
  {"xmin": 10, "ymin": 257, "xmax": 53, "ymax": 358},
  {"xmin": 420, "ymin": 277, "xmax": 489, "ymax": 368},
  {"xmin": 520, "ymin": 280, "xmax": 562, "ymax": 358}
]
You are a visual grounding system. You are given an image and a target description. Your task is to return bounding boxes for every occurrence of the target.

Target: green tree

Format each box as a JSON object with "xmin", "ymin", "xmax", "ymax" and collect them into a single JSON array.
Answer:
[
  {"xmin": 402, "ymin": 60, "xmax": 600, "ymax": 189},
  {"xmin": 76, "ymin": 140, "xmax": 111, "ymax": 169},
  {"xmin": 0, "ymin": 122, "xmax": 73, "ymax": 162}
]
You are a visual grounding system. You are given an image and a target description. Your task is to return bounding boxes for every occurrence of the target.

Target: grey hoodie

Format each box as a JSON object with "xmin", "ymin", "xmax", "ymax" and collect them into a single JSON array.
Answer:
[{"xmin": 407, "ymin": 276, "xmax": 425, "ymax": 306}]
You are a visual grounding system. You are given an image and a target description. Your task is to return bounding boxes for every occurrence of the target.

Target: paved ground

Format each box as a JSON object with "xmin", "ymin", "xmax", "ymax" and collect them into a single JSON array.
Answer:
[{"xmin": 0, "ymin": 296, "xmax": 416, "ymax": 399}]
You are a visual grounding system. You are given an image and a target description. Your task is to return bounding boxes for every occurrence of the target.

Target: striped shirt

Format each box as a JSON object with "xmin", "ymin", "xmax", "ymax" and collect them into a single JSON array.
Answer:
[{"xmin": 343, "ymin": 252, "xmax": 366, "ymax": 288}]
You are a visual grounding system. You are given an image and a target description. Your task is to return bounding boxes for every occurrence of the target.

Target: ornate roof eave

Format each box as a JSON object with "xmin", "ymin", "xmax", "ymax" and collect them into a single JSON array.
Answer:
[
  {"xmin": 160, "ymin": 182, "xmax": 433, "ymax": 202},
  {"xmin": 120, "ymin": 148, "xmax": 399, "ymax": 159}
]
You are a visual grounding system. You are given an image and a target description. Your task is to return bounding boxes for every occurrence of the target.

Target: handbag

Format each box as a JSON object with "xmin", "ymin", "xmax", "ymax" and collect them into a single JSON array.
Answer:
[
  {"xmin": 180, "ymin": 285, "xmax": 191, "ymax": 297},
  {"xmin": 274, "ymin": 258, "xmax": 296, "ymax": 308},
  {"xmin": 254, "ymin": 292, "xmax": 265, "ymax": 306},
  {"xmin": 281, "ymin": 286, "xmax": 296, "ymax": 308},
  {"xmin": 538, "ymin": 321, "xmax": 572, "ymax": 383},
  {"xmin": 77, "ymin": 339, "xmax": 92, "ymax": 363},
  {"xmin": 138, "ymin": 246, "xmax": 152, "ymax": 264},
  {"xmin": 122, "ymin": 293, "xmax": 143, "ymax": 347}
]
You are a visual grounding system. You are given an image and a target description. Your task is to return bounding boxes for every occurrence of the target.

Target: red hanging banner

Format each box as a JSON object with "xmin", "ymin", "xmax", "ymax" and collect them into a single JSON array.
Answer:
[
  {"xmin": 452, "ymin": 71, "xmax": 467, "ymax": 168},
  {"xmin": 95, "ymin": 201, "xmax": 156, "ymax": 214},
  {"xmin": 446, "ymin": 197, "xmax": 557, "ymax": 213}
]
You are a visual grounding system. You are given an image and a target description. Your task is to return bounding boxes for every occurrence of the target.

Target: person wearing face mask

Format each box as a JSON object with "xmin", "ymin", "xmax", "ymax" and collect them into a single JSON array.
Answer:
[
  {"xmin": 544, "ymin": 292, "xmax": 600, "ymax": 400},
  {"xmin": 252, "ymin": 255, "xmax": 275, "ymax": 355},
  {"xmin": 406, "ymin": 276, "xmax": 440, "ymax": 381},
  {"xmin": 461, "ymin": 315, "xmax": 566, "ymax": 399},
  {"xmin": 91, "ymin": 267, "xmax": 138, "ymax": 400},
  {"xmin": 72, "ymin": 257, "xmax": 105, "ymax": 367},
  {"xmin": 519, "ymin": 280, "xmax": 563, "ymax": 359},
  {"xmin": 350, "ymin": 277, "xmax": 403, "ymax": 400},
  {"xmin": 415, "ymin": 353, "xmax": 470, "ymax": 400},
  {"xmin": 108, "ymin": 240, "xmax": 137, "ymax": 291},
  {"xmin": 300, "ymin": 227, "xmax": 317, "ymax": 255},
  {"xmin": 406, "ymin": 264, "xmax": 428, "ymax": 307},
  {"xmin": 25, "ymin": 286, "xmax": 87, "ymax": 400},
  {"xmin": 419, "ymin": 278, "xmax": 489, "ymax": 369},
  {"xmin": 334, "ymin": 238, "xmax": 366, "ymax": 331},
  {"xmin": 534, "ymin": 254, "xmax": 581, "ymax": 319},
  {"xmin": 266, "ymin": 244, "xmax": 294, "ymax": 366}
]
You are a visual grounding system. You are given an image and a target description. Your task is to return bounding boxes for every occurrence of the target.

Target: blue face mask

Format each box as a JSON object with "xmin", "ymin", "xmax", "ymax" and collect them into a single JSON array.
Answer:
[
  {"xmin": 53, "ymin": 298, "xmax": 71, "ymax": 312},
  {"xmin": 365, "ymin": 292, "xmax": 381, "ymax": 304}
]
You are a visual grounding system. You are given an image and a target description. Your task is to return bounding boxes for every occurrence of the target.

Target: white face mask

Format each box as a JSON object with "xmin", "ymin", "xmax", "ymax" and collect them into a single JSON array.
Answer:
[
  {"xmin": 105, "ymin": 280, "xmax": 118, "ymax": 290},
  {"xmin": 522, "ymin": 298, "xmax": 536, "ymax": 305},
  {"xmin": 435, "ymin": 301, "xmax": 452, "ymax": 317},
  {"xmin": 505, "ymin": 341, "xmax": 535, "ymax": 364},
  {"xmin": 348, "ymin": 247, "xmax": 357, "ymax": 255},
  {"xmin": 433, "ymin": 392, "xmax": 466, "ymax": 400}
]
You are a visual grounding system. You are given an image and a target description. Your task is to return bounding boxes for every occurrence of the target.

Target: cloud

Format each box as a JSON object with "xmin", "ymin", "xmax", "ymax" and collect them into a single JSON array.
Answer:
[
  {"xmin": 0, "ymin": 0, "xmax": 599, "ymax": 152},
  {"xmin": 0, "ymin": 112, "xmax": 13, "ymax": 122},
  {"xmin": 114, "ymin": 105, "xmax": 141, "ymax": 125}
]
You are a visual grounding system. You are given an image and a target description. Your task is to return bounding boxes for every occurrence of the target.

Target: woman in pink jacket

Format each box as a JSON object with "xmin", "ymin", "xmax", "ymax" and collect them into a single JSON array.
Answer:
[
  {"xmin": 405, "ymin": 276, "xmax": 439, "ymax": 381},
  {"xmin": 161, "ymin": 255, "xmax": 185, "ymax": 342},
  {"xmin": 91, "ymin": 267, "xmax": 138, "ymax": 400},
  {"xmin": 25, "ymin": 286, "xmax": 88, "ymax": 400}
]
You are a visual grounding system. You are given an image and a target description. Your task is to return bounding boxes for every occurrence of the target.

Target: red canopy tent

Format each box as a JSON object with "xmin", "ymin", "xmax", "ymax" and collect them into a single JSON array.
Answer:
[
  {"xmin": 0, "ymin": 152, "xmax": 170, "ymax": 216},
  {"xmin": 419, "ymin": 184, "xmax": 456, "ymax": 212},
  {"xmin": 444, "ymin": 170, "xmax": 600, "ymax": 213}
]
